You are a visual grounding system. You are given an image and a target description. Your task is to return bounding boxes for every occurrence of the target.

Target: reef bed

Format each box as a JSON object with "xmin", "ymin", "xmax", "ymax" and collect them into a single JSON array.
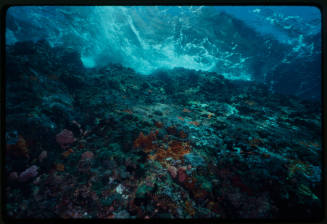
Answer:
[{"xmin": 4, "ymin": 40, "xmax": 322, "ymax": 219}]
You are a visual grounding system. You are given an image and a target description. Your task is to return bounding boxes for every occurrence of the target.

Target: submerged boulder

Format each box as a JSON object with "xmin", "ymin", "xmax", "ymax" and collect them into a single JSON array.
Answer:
[{"xmin": 183, "ymin": 153, "xmax": 205, "ymax": 167}]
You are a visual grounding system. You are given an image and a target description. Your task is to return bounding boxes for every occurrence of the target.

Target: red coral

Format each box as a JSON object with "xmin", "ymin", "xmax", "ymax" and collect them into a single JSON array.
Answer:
[
  {"xmin": 56, "ymin": 129, "xmax": 76, "ymax": 149},
  {"xmin": 178, "ymin": 167, "xmax": 187, "ymax": 183}
]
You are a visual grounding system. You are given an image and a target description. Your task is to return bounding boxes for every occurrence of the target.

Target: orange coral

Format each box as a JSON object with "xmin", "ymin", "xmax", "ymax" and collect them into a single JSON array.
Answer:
[
  {"xmin": 177, "ymin": 116, "xmax": 184, "ymax": 121},
  {"xmin": 262, "ymin": 153, "xmax": 270, "ymax": 158},
  {"xmin": 245, "ymin": 100, "xmax": 256, "ymax": 106},
  {"xmin": 6, "ymin": 135, "xmax": 29, "ymax": 158},
  {"xmin": 169, "ymin": 141, "xmax": 191, "ymax": 157},
  {"xmin": 29, "ymin": 75, "xmax": 39, "ymax": 82},
  {"xmin": 310, "ymin": 142, "xmax": 320, "ymax": 148},
  {"xmin": 193, "ymin": 189, "xmax": 208, "ymax": 200},
  {"xmin": 123, "ymin": 109, "xmax": 133, "ymax": 114},
  {"xmin": 152, "ymin": 194, "xmax": 178, "ymax": 215},
  {"xmin": 47, "ymin": 74, "xmax": 59, "ymax": 80},
  {"xmin": 133, "ymin": 131, "xmax": 158, "ymax": 153},
  {"xmin": 249, "ymin": 138, "xmax": 262, "ymax": 147},
  {"xmin": 154, "ymin": 121, "xmax": 163, "ymax": 128},
  {"xmin": 163, "ymin": 134, "xmax": 169, "ymax": 142},
  {"xmin": 299, "ymin": 141, "xmax": 320, "ymax": 148},
  {"xmin": 135, "ymin": 129, "xmax": 192, "ymax": 165},
  {"xmin": 62, "ymin": 149, "xmax": 73, "ymax": 158},
  {"xmin": 188, "ymin": 121, "xmax": 200, "ymax": 126},
  {"xmin": 149, "ymin": 140, "xmax": 191, "ymax": 162},
  {"xmin": 168, "ymin": 142, "xmax": 188, "ymax": 160},
  {"xmin": 150, "ymin": 147, "xmax": 166, "ymax": 161},
  {"xmin": 185, "ymin": 200, "xmax": 195, "ymax": 217},
  {"xmin": 207, "ymin": 201, "xmax": 221, "ymax": 213},
  {"xmin": 180, "ymin": 131, "xmax": 187, "ymax": 139},
  {"xmin": 183, "ymin": 108, "xmax": 191, "ymax": 113},
  {"xmin": 56, "ymin": 163, "xmax": 65, "ymax": 172},
  {"xmin": 288, "ymin": 160, "xmax": 312, "ymax": 178},
  {"xmin": 16, "ymin": 136, "xmax": 29, "ymax": 156}
]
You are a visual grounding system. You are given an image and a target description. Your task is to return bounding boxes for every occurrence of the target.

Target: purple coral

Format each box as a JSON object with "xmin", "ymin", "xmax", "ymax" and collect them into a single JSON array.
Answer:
[
  {"xmin": 18, "ymin": 165, "xmax": 39, "ymax": 182},
  {"xmin": 56, "ymin": 129, "xmax": 76, "ymax": 149}
]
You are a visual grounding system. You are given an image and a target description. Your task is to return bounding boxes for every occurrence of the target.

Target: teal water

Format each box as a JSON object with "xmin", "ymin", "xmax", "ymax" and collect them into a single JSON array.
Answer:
[{"xmin": 6, "ymin": 6, "xmax": 321, "ymax": 81}]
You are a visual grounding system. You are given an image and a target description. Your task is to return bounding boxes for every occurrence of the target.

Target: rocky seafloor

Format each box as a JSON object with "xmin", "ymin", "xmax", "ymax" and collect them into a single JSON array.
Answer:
[{"xmin": 4, "ymin": 40, "xmax": 322, "ymax": 219}]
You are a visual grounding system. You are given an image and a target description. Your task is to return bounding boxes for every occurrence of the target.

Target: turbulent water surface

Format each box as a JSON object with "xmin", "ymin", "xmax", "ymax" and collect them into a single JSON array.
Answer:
[
  {"xmin": 6, "ymin": 6, "xmax": 321, "ymax": 98},
  {"xmin": 5, "ymin": 6, "xmax": 322, "ymax": 219}
]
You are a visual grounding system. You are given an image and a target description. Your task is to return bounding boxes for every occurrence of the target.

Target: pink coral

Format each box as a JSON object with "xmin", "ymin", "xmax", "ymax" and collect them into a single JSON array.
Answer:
[
  {"xmin": 81, "ymin": 151, "xmax": 94, "ymax": 160},
  {"xmin": 18, "ymin": 165, "xmax": 39, "ymax": 182},
  {"xmin": 168, "ymin": 166, "xmax": 178, "ymax": 178},
  {"xmin": 56, "ymin": 129, "xmax": 76, "ymax": 149}
]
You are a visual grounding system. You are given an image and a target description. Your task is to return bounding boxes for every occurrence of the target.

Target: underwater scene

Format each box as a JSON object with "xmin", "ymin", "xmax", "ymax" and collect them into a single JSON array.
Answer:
[{"xmin": 4, "ymin": 6, "xmax": 322, "ymax": 219}]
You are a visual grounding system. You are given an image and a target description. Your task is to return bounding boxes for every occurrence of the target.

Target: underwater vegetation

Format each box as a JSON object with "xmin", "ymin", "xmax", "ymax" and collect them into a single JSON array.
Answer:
[{"xmin": 4, "ymin": 6, "xmax": 322, "ymax": 219}]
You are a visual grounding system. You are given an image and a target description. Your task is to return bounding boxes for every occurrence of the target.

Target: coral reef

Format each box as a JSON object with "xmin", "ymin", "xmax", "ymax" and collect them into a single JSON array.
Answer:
[{"xmin": 4, "ymin": 40, "xmax": 322, "ymax": 219}]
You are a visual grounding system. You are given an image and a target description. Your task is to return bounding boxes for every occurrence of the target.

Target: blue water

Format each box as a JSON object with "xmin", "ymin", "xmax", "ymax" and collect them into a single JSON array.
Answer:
[{"xmin": 6, "ymin": 6, "xmax": 321, "ymax": 97}]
